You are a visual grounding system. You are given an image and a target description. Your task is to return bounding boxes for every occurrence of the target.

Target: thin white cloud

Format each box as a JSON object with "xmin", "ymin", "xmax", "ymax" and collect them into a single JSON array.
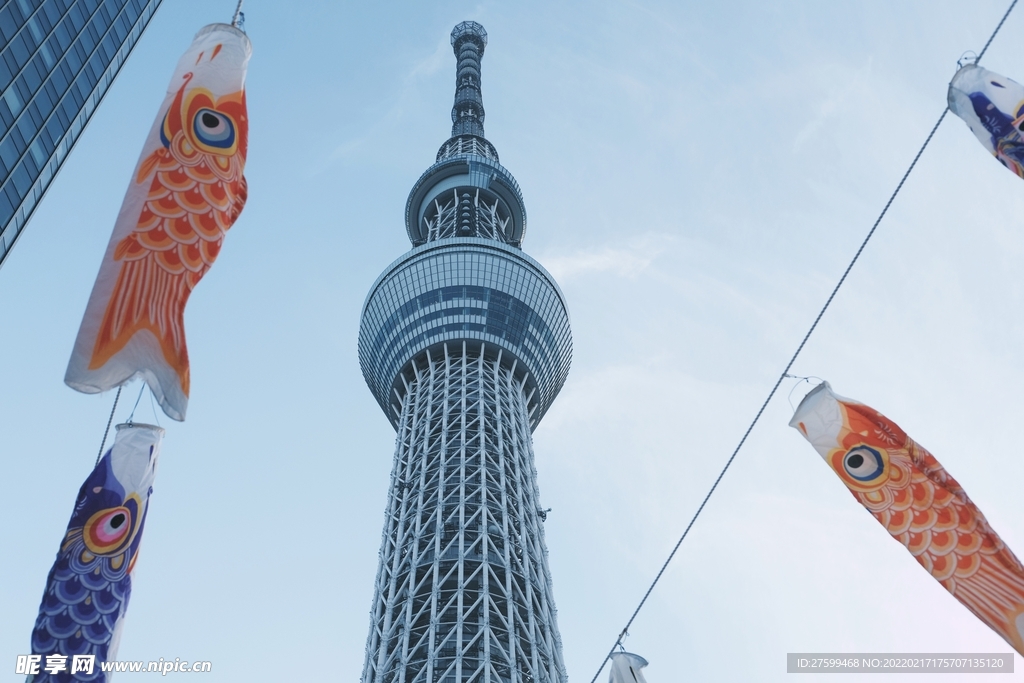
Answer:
[
  {"xmin": 792, "ymin": 59, "xmax": 875, "ymax": 153},
  {"xmin": 407, "ymin": 36, "xmax": 451, "ymax": 81},
  {"xmin": 323, "ymin": 33, "xmax": 455, "ymax": 169},
  {"xmin": 539, "ymin": 235, "xmax": 670, "ymax": 281}
]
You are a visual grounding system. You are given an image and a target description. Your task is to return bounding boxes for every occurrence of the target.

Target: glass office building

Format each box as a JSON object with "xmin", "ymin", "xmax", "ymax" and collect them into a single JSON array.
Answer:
[
  {"xmin": 358, "ymin": 22, "xmax": 572, "ymax": 683},
  {"xmin": 0, "ymin": 0, "xmax": 162, "ymax": 267}
]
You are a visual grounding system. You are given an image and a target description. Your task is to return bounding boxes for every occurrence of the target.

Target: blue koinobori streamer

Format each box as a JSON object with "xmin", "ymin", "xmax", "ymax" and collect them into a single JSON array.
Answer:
[
  {"xmin": 28, "ymin": 423, "xmax": 162, "ymax": 682},
  {"xmin": 949, "ymin": 62, "xmax": 1024, "ymax": 179}
]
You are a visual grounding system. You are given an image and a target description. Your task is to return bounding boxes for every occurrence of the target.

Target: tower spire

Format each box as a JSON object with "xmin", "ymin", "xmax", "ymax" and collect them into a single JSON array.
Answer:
[
  {"xmin": 450, "ymin": 21, "xmax": 487, "ymax": 138},
  {"xmin": 408, "ymin": 21, "xmax": 525, "ymax": 247}
]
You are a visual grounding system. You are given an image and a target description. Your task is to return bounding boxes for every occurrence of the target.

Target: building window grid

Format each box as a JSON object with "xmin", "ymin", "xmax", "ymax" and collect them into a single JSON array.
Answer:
[
  {"xmin": 364, "ymin": 238, "xmax": 568, "ymax": 316},
  {"xmin": 0, "ymin": 0, "xmax": 158, "ymax": 256},
  {"xmin": 3, "ymin": 1, "xmax": 98, "ymax": 115},
  {"xmin": 361, "ymin": 267, "xmax": 571, "ymax": 425},
  {"xmin": 1, "ymin": 0, "xmax": 110, "ymax": 173},
  {"xmin": 368, "ymin": 256, "xmax": 557, "ymax": 351}
]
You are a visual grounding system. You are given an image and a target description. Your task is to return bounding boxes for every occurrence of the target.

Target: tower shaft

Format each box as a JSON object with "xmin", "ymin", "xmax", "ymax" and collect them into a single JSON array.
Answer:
[{"xmin": 362, "ymin": 345, "xmax": 564, "ymax": 683}]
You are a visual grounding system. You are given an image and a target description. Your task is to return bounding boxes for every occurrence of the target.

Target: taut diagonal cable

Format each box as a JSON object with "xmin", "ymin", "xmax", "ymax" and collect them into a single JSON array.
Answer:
[{"xmin": 587, "ymin": 2, "xmax": 1017, "ymax": 681}]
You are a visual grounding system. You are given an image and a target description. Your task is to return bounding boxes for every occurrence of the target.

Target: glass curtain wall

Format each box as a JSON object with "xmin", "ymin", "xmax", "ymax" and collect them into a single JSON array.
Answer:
[{"xmin": 0, "ymin": 0, "xmax": 163, "ymax": 267}]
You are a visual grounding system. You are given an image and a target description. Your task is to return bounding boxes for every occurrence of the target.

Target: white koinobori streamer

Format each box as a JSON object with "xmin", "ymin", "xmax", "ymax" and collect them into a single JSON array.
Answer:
[{"xmin": 608, "ymin": 652, "xmax": 649, "ymax": 683}]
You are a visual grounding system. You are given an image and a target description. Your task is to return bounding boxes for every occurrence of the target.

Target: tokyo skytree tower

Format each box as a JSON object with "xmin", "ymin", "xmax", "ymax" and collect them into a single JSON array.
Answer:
[{"xmin": 357, "ymin": 21, "xmax": 572, "ymax": 683}]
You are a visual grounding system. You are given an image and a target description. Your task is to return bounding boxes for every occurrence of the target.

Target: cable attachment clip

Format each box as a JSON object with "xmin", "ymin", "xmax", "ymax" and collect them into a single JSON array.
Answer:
[
  {"xmin": 958, "ymin": 50, "xmax": 980, "ymax": 68},
  {"xmin": 785, "ymin": 374, "xmax": 824, "ymax": 411}
]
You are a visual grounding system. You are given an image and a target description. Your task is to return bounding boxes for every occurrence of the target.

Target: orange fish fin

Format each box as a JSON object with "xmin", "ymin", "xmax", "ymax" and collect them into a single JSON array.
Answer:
[
  {"xmin": 232, "ymin": 174, "xmax": 248, "ymax": 222},
  {"xmin": 89, "ymin": 252, "xmax": 193, "ymax": 397},
  {"xmin": 136, "ymin": 149, "xmax": 165, "ymax": 184},
  {"xmin": 954, "ymin": 556, "xmax": 1024, "ymax": 655},
  {"xmin": 113, "ymin": 235, "xmax": 140, "ymax": 261}
]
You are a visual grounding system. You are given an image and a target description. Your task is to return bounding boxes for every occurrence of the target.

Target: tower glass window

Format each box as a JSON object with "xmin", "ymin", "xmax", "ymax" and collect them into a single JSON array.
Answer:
[{"xmin": 0, "ymin": 0, "xmax": 163, "ymax": 268}]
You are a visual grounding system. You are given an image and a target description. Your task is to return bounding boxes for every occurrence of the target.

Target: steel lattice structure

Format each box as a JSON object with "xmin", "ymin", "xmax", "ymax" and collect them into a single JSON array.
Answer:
[
  {"xmin": 363, "ymin": 345, "xmax": 565, "ymax": 683},
  {"xmin": 358, "ymin": 21, "xmax": 571, "ymax": 683}
]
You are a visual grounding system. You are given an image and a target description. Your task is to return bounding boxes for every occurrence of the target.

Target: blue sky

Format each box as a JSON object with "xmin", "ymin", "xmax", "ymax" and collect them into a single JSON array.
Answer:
[{"xmin": 2, "ymin": 1, "xmax": 1024, "ymax": 680}]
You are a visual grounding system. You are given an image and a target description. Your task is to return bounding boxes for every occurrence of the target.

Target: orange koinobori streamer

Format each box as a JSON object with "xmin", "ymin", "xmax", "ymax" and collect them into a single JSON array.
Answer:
[
  {"xmin": 790, "ymin": 383, "xmax": 1024, "ymax": 655},
  {"xmin": 65, "ymin": 24, "xmax": 251, "ymax": 421}
]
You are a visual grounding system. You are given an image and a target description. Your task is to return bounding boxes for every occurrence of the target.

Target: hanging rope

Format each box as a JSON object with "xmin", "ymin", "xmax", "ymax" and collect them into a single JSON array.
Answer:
[
  {"xmin": 586, "ymin": 2, "xmax": 1018, "ymax": 681},
  {"xmin": 127, "ymin": 383, "xmax": 146, "ymax": 424},
  {"xmin": 231, "ymin": 0, "xmax": 245, "ymax": 28},
  {"xmin": 148, "ymin": 387, "xmax": 162, "ymax": 428},
  {"xmin": 94, "ymin": 386, "xmax": 122, "ymax": 467}
]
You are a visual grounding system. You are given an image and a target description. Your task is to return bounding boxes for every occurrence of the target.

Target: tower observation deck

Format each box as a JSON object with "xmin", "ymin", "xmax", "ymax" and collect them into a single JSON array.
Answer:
[{"xmin": 357, "ymin": 21, "xmax": 572, "ymax": 683}]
